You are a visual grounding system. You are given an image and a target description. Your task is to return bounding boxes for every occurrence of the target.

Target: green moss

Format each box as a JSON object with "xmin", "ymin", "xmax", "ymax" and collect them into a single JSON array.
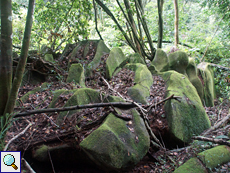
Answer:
[
  {"xmin": 80, "ymin": 109, "xmax": 149, "ymax": 171},
  {"xmin": 162, "ymin": 71, "xmax": 210, "ymax": 142},
  {"xmin": 106, "ymin": 47, "xmax": 126, "ymax": 79},
  {"xmin": 173, "ymin": 158, "xmax": 207, "ymax": 173},
  {"xmin": 168, "ymin": 51, "xmax": 189, "ymax": 75},
  {"xmin": 43, "ymin": 54, "xmax": 54, "ymax": 63},
  {"xmin": 151, "ymin": 49, "xmax": 169, "ymax": 72},
  {"xmin": 127, "ymin": 53, "xmax": 145, "ymax": 65},
  {"xmin": 67, "ymin": 63, "xmax": 85, "ymax": 87},
  {"xmin": 197, "ymin": 62, "xmax": 215, "ymax": 107},
  {"xmin": 33, "ymin": 145, "xmax": 49, "ymax": 162},
  {"xmin": 198, "ymin": 145, "xmax": 230, "ymax": 169}
]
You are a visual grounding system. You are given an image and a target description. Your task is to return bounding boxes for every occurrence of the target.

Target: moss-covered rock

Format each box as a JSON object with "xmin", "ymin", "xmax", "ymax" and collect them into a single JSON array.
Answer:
[
  {"xmin": 48, "ymin": 89, "xmax": 78, "ymax": 108},
  {"xmin": 66, "ymin": 63, "xmax": 85, "ymax": 87},
  {"xmin": 197, "ymin": 62, "xmax": 215, "ymax": 107},
  {"xmin": 106, "ymin": 47, "xmax": 127, "ymax": 79},
  {"xmin": 57, "ymin": 88, "xmax": 123, "ymax": 124},
  {"xmin": 80, "ymin": 109, "xmax": 150, "ymax": 171},
  {"xmin": 86, "ymin": 40, "xmax": 110, "ymax": 77},
  {"xmin": 126, "ymin": 53, "xmax": 146, "ymax": 65},
  {"xmin": 125, "ymin": 63, "xmax": 153, "ymax": 104},
  {"xmin": 43, "ymin": 54, "xmax": 54, "ymax": 63},
  {"xmin": 173, "ymin": 157, "xmax": 207, "ymax": 173},
  {"xmin": 186, "ymin": 58, "xmax": 204, "ymax": 104},
  {"xmin": 162, "ymin": 71, "xmax": 211, "ymax": 143},
  {"xmin": 198, "ymin": 145, "xmax": 230, "ymax": 169},
  {"xmin": 168, "ymin": 51, "xmax": 189, "ymax": 75},
  {"xmin": 151, "ymin": 49, "xmax": 169, "ymax": 72}
]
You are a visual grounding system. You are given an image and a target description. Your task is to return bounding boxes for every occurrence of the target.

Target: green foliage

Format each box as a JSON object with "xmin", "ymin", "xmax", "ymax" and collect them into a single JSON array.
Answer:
[{"xmin": 32, "ymin": 0, "xmax": 92, "ymax": 51}]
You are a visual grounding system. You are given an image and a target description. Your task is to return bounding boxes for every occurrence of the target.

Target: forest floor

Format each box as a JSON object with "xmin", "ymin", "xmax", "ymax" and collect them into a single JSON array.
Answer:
[{"xmin": 5, "ymin": 42, "xmax": 230, "ymax": 172}]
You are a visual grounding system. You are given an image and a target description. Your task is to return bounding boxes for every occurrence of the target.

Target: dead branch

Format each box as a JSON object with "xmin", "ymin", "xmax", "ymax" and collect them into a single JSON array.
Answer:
[
  {"xmin": 202, "ymin": 113, "xmax": 230, "ymax": 136},
  {"xmin": 22, "ymin": 158, "xmax": 36, "ymax": 173},
  {"xmin": 14, "ymin": 102, "xmax": 137, "ymax": 118},
  {"xmin": 209, "ymin": 63, "xmax": 230, "ymax": 71},
  {"xmin": 192, "ymin": 136, "xmax": 230, "ymax": 146},
  {"xmin": 4, "ymin": 121, "xmax": 32, "ymax": 151}
]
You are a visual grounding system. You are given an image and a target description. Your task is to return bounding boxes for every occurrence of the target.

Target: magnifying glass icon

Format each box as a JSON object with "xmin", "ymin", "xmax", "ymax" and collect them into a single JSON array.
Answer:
[{"xmin": 3, "ymin": 154, "xmax": 18, "ymax": 170}]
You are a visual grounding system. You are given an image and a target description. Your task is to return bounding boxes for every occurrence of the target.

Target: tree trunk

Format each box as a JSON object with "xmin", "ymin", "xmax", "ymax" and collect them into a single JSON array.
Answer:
[
  {"xmin": 0, "ymin": 0, "xmax": 12, "ymax": 116},
  {"xmin": 157, "ymin": 0, "xmax": 164, "ymax": 48},
  {"xmin": 174, "ymin": 0, "xmax": 179, "ymax": 47},
  {"xmin": 3, "ymin": 0, "xmax": 35, "ymax": 124}
]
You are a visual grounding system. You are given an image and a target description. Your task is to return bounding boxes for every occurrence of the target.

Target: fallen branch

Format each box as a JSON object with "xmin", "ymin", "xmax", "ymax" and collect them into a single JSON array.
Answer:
[
  {"xmin": 209, "ymin": 63, "xmax": 230, "ymax": 71},
  {"xmin": 192, "ymin": 136, "xmax": 230, "ymax": 146},
  {"xmin": 4, "ymin": 121, "xmax": 32, "ymax": 151},
  {"xmin": 22, "ymin": 158, "xmax": 36, "ymax": 173},
  {"xmin": 14, "ymin": 102, "xmax": 137, "ymax": 118},
  {"xmin": 202, "ymin": 113, "xmax": 230, "ymax": 136}
]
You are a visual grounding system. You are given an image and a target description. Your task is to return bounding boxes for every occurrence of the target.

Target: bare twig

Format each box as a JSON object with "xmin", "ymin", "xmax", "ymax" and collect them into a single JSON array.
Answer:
[
  {"xmin": 4, "ymin": 121, "xmax": 32, "ymax": 151},
  {"xmin": 202, "ymin": 113, "xmax": 230, "ymax": 136},
  {"xmin": 192, "ymin": 136, "xmax": 230, "ymax": 146},
  {"xmin": 48, "ymin": 149, "xmax": 56, "ymax": 173},
  {"xmin": 14, "ymin": 102, "xmax": 137, "ymax": 117},
  {"xmin": 22, "ymin": 158, "xmax": 36, "ymax": 173}
]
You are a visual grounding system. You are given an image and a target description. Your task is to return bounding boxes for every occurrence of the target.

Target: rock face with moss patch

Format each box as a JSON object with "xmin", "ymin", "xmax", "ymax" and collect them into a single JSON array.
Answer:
[
  {"xmin": 66, "ymin": 63, "xmax": 85, "ymax": 87},
  {"xmin": 125, "ymin": 63, "xmax": 153, "ymax": 104},
  {"xmin": 168, "ymin": 51, "xmax": 189, "ymax": 75},
  {"xmin": 151, "ymin": 49, "xmax": 169, "ymax": 72},
  {"xmin": 126, "ymin": 53, "xmax": 145, "ymax": 65},
  {"xmin": 80, "ymin": 109, "xmax": 150, "ymax": 171},
  {"xmin": 197, "ymin": 62, "xmax": 215, "ymax": 107},
  {"xmin": 162, "ymin": 71, "xmax": 210, "ymax": 143},
  {"xmin": 186, "ymin": 58, "xmax": 204, "ymax": 104},
  {"xmin": 106, "ymin": 47, "xmax": 127, "ymax": 79}
]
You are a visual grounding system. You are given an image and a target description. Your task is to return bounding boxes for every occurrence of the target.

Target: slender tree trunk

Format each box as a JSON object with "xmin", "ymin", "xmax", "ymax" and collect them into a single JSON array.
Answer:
[
  {"xmin": 157, "ymin": 0, "xmax": 164, "ymax": 48},
  {"xmin": 0, "ymin": 0, "xmax": 12, "ymax": 116},
  {"xmin": 174, "ymin": 0, "xmax": 179, "ymax": 47},
  {"xmin": 124, "ymin": 0, "xmax": 141, "ymax": 54},
  {"xmin": 3, "ymin": 0, "xmax": 35, "ymax": 125}
]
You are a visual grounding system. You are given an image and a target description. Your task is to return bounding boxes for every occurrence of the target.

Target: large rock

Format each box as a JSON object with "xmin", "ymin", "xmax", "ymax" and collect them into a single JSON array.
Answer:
[
  {"xmin": 80, "ymin": 108, "xmax": 150, "ymax": 171},
  {"xmin": 186, "ymin": 58, "xmax": 204, "ymax": 104},
  {"xmin": 106, "ymin": 48, "xmax": 127, "ymax": 79},
  {"xmin": 125, "ymin": 63, "xmax": 153, "ymax": 104},
  {"xmin": 162, "ymin": 71, "xmax": 211, "ymax": 143},
  {"xmin": 66, "ymin": 63, "xmax": 85, "ymax": 87},
  {"xmin": 151, "ymin": 49, "xmax": 169, "ymax": 72},
  {"xmin": 86, "ymin": 40, "xmax": 110, "ymax": 77},
  {"xmin": 126, "ymin": 53, "xmax": 146, "ymax": 65},
  {"xmin": 197, "ymin": 62, "xmax": 215, "ymax": 107},
  {"xmin": 168, "ymin": 51, "xmax": 189, "ymax": 76}
]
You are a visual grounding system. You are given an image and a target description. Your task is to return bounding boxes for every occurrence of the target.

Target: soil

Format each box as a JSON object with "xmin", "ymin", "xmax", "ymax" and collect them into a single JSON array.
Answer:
[{"xmin": 5, "ymin": 41, "xmax": 230, "ymax": 172}]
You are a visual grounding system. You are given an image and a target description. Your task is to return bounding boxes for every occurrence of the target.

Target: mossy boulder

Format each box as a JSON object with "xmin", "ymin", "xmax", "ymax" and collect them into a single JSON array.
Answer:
[
  {"xmin": 106, "ymin": 47, "xmax": 127, "ymax": 79},
  {"xmin": 173, "ymin": 157, "xmax": 207, "ymax": 173},
  {"xmin": 197, "ymin": 62, "xmax": 215, "ymax": 107},
  {"xmin": 57, "ymin": 88, "xmax": 123, "ymax": 124},
  {"xmin": 168, "ymin": 51, "xmax": 189, "ymax": 75},
  {"xmin": 86, "ymin": 40, "xmax": 110, "ymax": 77},
  {"xmin": 126, "ymin": 53, "xmax": 145, "ymax": 65},
  {"xmin": 125, "ymin": 63, "xmax": 153, "ymax": 104},
  {"xmin": 80, "ymin": 108, "xmax": 150, "ymax": 171},
  {"xmin": 198, "ymin": 145, "xmax": 230, "ymax": 169},
  {"xmin": 162, "ymin": 71, "xmax": 211, "ymax": 143},
  {"xmin": 151, "ymin": 49, "xmax": 169, "ymax": 72},
  {"xmin": 48, "ymin": 89, "xmax": 78, "ymax": 108},
  {"xmin": 66, "ymin": 63, "xmax": 85, "ymax": 87},
  {"xmin": 186, "ymin": 58, "xmax": 204, "ymax": 104},
  {"xmin": 43, "ymin": 54, "xmax": 54, "ymax": 63}
]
